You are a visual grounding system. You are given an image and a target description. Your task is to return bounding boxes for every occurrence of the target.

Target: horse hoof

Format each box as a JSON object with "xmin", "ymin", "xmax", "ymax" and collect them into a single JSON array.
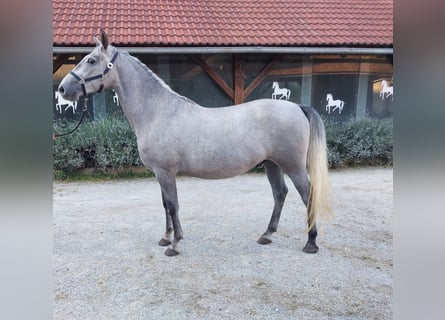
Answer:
[
  {"xmin": 164, "ymin": 247, "xmax": 179, "ymax": 257},
  {"xmin": 302, "ymin": 242, "xmax": 319, "ymax": 254},
  {"xmin": 257, "ymin": 236, "xmax": 272, "ymax": 245},
  {"xmin": 158, "ymin": 238, "xmax": 171, "ymax": 247}
]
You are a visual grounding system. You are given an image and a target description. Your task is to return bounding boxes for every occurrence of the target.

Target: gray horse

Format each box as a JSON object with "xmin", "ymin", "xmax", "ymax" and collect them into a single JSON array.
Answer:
[{"xmin": 58, "ymin": 30, "xmax": 332, "ymax": 256}]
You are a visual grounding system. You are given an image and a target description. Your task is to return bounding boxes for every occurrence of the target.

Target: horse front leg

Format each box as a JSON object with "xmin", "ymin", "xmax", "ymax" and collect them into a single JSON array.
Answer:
[
  {"xmin": 154, "ymin": 168, "xmax": 183, "ymax": 256},
  {"xmin": 158, "ymin": 191, "xmax": 173, "ymax": 247}
]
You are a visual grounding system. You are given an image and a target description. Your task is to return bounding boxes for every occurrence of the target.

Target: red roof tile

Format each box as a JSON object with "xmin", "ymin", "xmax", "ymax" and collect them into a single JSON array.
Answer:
[{"xmin": 53, "ymin": 0, "xmax": 393, "ymax": 47}]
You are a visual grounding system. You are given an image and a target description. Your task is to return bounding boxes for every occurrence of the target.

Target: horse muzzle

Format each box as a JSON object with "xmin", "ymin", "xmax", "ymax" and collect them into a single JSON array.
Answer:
[{"xmin": 58, "ymin": 76, "xmax": 81, "ymax": 102}]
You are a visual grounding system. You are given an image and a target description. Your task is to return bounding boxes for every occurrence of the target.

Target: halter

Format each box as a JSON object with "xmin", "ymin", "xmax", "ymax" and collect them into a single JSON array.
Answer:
[
  {"xmin": 53, "ymin": 49, "xmax": 119, "ymax": 139},
  {"xmin": 69, "ymin": 49, "xmax": 119, "ymax": 98}
]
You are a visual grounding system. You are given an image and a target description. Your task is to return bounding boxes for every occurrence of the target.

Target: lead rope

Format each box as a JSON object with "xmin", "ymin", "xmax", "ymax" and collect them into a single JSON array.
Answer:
[{"xmin": 53, "ymin": 97, "xmax": 88, "ymax": 139}]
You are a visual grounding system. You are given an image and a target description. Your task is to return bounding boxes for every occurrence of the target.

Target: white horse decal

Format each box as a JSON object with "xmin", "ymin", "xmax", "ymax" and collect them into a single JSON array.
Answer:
[
  {"xmin": 379, "ymin": 80, "xmax": 393, "ymax": 100},
  {"xmin": 112, "ymin": 89, "xmax": 119, "ymax": 105},
  {"xmin": 55, "ymin": 91, "xmax": 78, "ymax": 114},
  {"xmin": 271, "ymin": 82, "xmax": 291, "ymax": 100},
  {"xmin": 326, "ymin": 93, "xmax": 344, "ymax": 114}
]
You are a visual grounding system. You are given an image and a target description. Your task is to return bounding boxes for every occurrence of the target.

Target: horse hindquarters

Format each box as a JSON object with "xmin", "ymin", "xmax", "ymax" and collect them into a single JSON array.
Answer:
[{"xmin": 274, "ymin": 106, "xmax": 332, "ymax": 253}]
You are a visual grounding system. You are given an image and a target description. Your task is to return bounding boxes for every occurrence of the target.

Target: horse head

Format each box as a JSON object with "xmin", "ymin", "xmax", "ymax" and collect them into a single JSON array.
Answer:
[
  {"xmin": 272, "ymin": 81, "xmax": 278, "ymax": 89},
  {"xmin": 326, "ymin": 93, "xmax": 332, "ymax": 101},
  {"xmin": 58, "ymin": 29, "xmax": 118, "ymax": 102}
]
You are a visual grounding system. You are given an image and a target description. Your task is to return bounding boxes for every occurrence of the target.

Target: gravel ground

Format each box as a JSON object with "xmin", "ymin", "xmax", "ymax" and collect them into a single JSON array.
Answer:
[{"xmin": 53, "ymin": 167, "xmax": 392, "ymax": 319}]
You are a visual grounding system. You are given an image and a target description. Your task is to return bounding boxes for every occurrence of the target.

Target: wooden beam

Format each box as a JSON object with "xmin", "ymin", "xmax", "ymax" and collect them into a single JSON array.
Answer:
[
  {"xmin": 192, "ymin": 56, "xmax": 234, "ymax": 99},
  {"xmin": 233, "ymin": 54, "xmax": 245, "ymax": 104},
  {"xmin": 243, "ymin": 55, "xmax": 283, "ymax": 98},
  {"xmin": 53, "ymin": 54, "xmax": 70, "ymax": 74}
]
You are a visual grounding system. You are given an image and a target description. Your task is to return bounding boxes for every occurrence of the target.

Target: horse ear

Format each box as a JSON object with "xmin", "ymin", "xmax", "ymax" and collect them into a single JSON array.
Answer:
[
  {"xmin": 100, "ymin": 29, "xmax": 109, "ymax": 49},
  {"xmin": 93, "ymin": 36, "xmax": 102, "ymax": 48}
]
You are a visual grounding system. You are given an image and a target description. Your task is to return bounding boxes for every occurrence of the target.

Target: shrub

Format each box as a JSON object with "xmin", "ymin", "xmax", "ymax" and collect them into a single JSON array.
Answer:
[
  {"xmin": 324, "ymin": 117, "xmax": 393, "ymax": 167},
  {"xmin": 53, "ymin": 115, "xmax": 393, "ymax": 175},
  {"xmin": 53, "ymin": 116, "xmax": 142, "ymax": 173}
]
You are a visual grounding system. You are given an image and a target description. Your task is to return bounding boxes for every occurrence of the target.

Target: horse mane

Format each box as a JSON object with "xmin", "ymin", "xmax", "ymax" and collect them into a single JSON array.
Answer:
[{"xmin": 117, "ymin": 49, "xmax": 197, "ymax": 107}]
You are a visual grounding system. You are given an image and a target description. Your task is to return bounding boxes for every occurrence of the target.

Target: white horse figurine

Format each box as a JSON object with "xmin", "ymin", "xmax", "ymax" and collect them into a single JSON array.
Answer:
[
  {"xmin": 271, "ymin": 82, "xmax": 291, "ymax": 100},
  {"xmin": 379, "ymin": 80, "xmax": 393, "ymax": 100},
  {"xmin": 325, "ymin": 93, "xmax": 344, "ymax": 114},
  {"xmin": 55, "ymin": 91, "xmax": 78, "ymax": 114}
]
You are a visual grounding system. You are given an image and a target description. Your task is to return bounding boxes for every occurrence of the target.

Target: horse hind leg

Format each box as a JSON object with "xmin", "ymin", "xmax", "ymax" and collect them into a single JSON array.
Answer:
[
  {"xmin": 257, "ymin": 161, "xmax": 288, "ymax": 245},
  {"xmin": 287, "ymin": 170, "xmax": 319, "ymax": 253}
]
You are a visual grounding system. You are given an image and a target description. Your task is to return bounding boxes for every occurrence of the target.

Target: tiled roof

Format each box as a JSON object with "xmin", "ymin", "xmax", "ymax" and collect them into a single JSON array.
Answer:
[{"xmin": 53, "ymin": 0, "xmax": 393, "ymax": 47}]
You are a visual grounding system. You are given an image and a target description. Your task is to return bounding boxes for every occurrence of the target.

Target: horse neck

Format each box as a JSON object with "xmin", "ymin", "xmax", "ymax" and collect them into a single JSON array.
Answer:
[{"xmin": 111, "ymin": 51, "xmax": 189, "ymax": 134}]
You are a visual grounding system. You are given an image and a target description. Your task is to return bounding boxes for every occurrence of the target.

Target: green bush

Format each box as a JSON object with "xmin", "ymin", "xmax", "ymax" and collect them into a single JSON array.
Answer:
[
  {"xmin": 53, "ymin": 115, "xmax": 393, "ymax": 175},
  {"xmin": 53, "ymin": 116, "xmax": 142, "ymax": 173},
  {"xmin": 325, "ymin": 117, "xmax": 393, "ymax": 167}
]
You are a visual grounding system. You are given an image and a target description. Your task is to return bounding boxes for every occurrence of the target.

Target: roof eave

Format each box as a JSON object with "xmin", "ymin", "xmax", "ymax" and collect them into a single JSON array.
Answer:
[{"xmin": 53, "ymin": 46, "xmax": 393, "ymax": 55}]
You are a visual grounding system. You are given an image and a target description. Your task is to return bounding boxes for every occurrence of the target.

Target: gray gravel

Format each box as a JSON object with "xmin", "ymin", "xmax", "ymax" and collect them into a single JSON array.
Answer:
[{"xmin": 53, "ymin": 167, "xmax": 392, "ymax": 319}]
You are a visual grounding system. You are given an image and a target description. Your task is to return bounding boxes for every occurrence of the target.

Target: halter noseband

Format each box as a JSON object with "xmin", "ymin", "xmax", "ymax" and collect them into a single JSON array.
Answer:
[{"xmin": 69, "ymin": 49, "xmax": 119, "ymax": 98}]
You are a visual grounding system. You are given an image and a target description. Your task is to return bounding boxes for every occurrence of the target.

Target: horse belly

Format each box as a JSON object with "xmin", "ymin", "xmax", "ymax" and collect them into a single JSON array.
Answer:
[{"xmin": 179, "ymin": 139, "xmax": 267, "ymax": 179}]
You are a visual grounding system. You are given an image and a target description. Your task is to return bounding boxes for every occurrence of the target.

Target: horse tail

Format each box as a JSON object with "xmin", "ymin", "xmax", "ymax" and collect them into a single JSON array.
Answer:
[{"xmin": 300, "ymin": 105, "xmax": 332, "ymax": 230}]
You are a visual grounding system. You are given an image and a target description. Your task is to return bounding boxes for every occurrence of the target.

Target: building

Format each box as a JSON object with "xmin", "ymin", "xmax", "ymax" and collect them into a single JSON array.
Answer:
[{"xmin": 53, "ymin": 0, "xmax": 393, "ymax": 120}]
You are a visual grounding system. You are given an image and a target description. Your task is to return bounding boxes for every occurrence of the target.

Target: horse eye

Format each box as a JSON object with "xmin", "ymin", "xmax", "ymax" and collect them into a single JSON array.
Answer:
[{"xmin": 87, "ymin": 58, "xmax": 96, "ymax": 64}]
